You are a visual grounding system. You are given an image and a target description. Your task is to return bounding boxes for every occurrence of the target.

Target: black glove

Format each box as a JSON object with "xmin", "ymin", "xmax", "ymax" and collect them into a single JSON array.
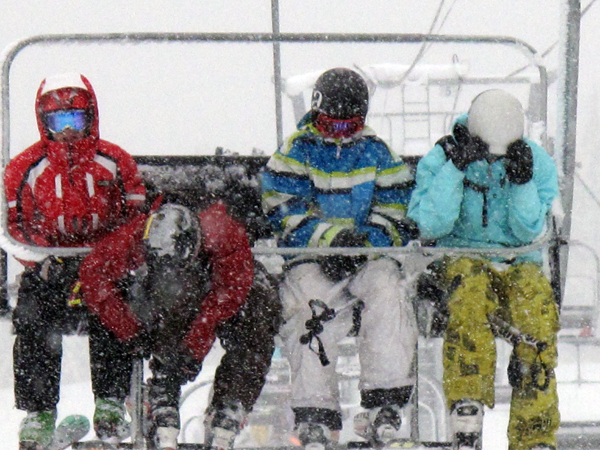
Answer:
[
  {"xmin": 394, "ymin": 217, "xmax": 420, "ymax": 244},
  {"xmin": 125, "ymin": 329, "xmax": 154, "ymax": 359},
  {"xmin": 416, "ymin": 267, "xmax": 449, "ymax": 338},
  {"xmin": 320, "ymin": 229, "xmax": 368, "ymax": 283},
  {"xmin": 177, "ymin": 349, "xmax": 203, "ymax": 382},
  {"xmin": 154, "ymin": 344, "xmax": 203, "ymax": 383},
  {"xmin": 330, "ymin": 229, "xmax": 367, "ymax": 248},
  {"xmin": 504, "ymin": 139, "xmax": 533, "ymax": 184},
  {"xmin": 445, "ymin": 123, "xmax": 489, "ymax": 171}
]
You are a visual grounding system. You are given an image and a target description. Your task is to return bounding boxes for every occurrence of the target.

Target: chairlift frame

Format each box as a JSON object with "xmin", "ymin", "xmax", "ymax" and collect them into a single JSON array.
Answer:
[{"xmin": 0, "ymin": 31, "xmax": 549, "ymax": 260}]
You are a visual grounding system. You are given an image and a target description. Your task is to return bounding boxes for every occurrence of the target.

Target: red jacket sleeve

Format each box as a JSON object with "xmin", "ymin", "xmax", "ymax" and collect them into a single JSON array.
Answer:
[
  {"xmin": 182, "ymin": 202, "xmax": 254, "ymax": 361},
  {"xmin": 79, "ymin": 214, "xmax": 148, "ymax": 341},
  {"xmin": 106, "ymin": 143, "xmax": 147, "ymax": 218}
]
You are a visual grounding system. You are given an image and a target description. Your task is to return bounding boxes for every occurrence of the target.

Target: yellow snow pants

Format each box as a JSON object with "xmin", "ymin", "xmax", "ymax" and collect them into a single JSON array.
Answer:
[{"xmin": 441, "ymin": 257, "xmax": 560, "ymax": 450}]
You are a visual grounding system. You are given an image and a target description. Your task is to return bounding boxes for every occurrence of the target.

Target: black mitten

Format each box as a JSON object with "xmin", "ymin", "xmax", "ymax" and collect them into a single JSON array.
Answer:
[
  {"xmin": 125, "ymin": 329, "xmax": 154, "ymax": 359},
  {"xmin": 394, "ymin": 217, "xmax": 420, "ymax": 244},
  {"xmin": 320, "ymin": 229, "xmax": 368, "ymax": 283},
  {"xmin": 445, "ymin": 123, "xmax": 489, "ymax": 171},
  {"xmin": 504, "ymin": 139, "xmax": 533, "ymax": 184},
  {"xmin": 177, "ymin": 350, "xmax": 203, "ymax": 382},
  {"xmin": 154, "ymin": 344, "xmax": 203, "ymax": 383},
  {"xmin": 330, "ymin": 229, "xmax": 367, "ymax": 248}
]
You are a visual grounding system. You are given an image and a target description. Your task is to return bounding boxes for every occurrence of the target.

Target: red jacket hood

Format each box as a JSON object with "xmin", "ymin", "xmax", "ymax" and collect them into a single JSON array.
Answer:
[{"xmin": 35, "ymin": 73, "xmax": 101, "ymax": 166}]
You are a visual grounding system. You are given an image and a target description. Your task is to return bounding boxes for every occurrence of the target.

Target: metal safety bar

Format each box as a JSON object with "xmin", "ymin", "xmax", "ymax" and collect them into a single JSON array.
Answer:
[{"xmin": 252, "ymin": 227, "xmax": 553, "ymax": 259}]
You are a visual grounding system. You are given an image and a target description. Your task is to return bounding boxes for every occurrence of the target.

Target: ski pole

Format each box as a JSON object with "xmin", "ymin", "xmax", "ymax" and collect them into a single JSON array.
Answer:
[{"xmin": 488, "ymin": 313, "xmax": 547, "ymax": 352}]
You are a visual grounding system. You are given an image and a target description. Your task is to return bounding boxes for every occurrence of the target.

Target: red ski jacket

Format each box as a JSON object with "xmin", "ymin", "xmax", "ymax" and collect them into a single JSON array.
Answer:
[
  {"xmin": 79, "ymin": 201, "xmax": 254, "ymax": 362},
  {"xmin": 4, "ymin": 74, "xmax": 146, "ymax": 249}
]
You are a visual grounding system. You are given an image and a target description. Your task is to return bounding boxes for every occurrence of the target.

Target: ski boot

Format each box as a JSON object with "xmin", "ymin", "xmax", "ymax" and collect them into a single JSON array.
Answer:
[
  {"xmin": 450, "ymin": 399, "xmax": 484, "ymax": 450},
  {"xmin": 19, "ymin": 410, "xmax": 56, "ymax": 450},
  {"xmin": 154, "ymin": 423, "xmax": 179, "ymax": 450},
  {"xmin": 93, "ymin": 397, "xmax": 130, "ymax": 443},
  {"xmin": 354, "ymin": 405, "xmax": 402, "ymax": 446},
  {"xmin": 148, "ymin": 376, "xmax": 181, "ymax": 450},
  {"xmin": 297, "ymin": 422, "xmax": 333, "ymax": 450},
  {"xmin": 148, "ymin": 402, "xmax": 180, "ymax": 450},
  {"xmin": 204, "ymin": 401, "xmax": 247, "ymax": 450}
]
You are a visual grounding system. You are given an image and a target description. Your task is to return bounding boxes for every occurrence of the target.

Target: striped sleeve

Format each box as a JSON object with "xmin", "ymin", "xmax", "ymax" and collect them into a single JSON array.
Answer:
[
  {"xmin": 368, "ymin": 143, "xmax": 416, "ymax": 245},
  {"xmin": 262, "ymin": 137, "xmax": 324, "ymax": 248}
]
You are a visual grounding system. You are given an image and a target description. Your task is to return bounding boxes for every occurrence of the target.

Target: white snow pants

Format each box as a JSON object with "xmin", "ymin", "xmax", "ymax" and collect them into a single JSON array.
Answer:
[{"xmin": 279, "ymin": 258, "xmax": 418, "ymax": 411}]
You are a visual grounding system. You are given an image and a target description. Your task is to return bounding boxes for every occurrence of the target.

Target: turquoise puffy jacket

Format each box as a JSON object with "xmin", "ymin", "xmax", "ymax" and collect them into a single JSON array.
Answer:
[{"xmin": 407, "ymin": 117, "xmax": 558, "ymax": 261}]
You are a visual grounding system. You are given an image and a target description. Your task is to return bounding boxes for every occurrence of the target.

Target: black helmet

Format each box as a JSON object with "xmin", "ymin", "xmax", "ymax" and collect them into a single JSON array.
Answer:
[
  {"xmin": 140, "ymin": 204, "xmax": 210, "ymax": 333},
  {"xmin": 143, "ymin": 203, "xmax": 201, "ymax": 266},
  {"xmin": 311, "ymin": 68, "xmax": 369, "ymax": 120}
]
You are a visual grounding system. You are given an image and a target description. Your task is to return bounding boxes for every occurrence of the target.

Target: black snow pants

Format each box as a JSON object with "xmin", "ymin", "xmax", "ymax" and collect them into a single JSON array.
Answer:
[
  {"xmin": 13, "ymin": 257, "xmax": 133, "ymax": 412},
  {"xmin": 147, "ymin": 260, "xmax": 282, "ymax": 428}
]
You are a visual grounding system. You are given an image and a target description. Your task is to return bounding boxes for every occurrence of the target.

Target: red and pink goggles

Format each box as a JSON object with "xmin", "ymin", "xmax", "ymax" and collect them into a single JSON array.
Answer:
[{"xmin": 314, "ymin": 113, "xmax": 365, "ymax": 139}]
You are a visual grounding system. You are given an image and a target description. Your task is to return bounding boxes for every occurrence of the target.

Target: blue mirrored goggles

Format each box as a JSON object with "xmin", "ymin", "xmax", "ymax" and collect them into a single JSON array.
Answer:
[{"xmin": 44, "ymin": 109, "xmax": 89, "ymax": 133}]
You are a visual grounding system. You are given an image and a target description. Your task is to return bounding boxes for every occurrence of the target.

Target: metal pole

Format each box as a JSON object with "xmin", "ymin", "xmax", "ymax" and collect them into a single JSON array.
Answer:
[
  {"xmin": 0, "ymin": 250, "xmax": 9, "ymax": 316},
  {"xmin": 556, "ymin": 0, "xmax": 581, "ymax": 300},
  {"xmin": 130, "ymin": 358, "xmax": 146, "ymax": 449},
  {"xmin": 271, "ymin": 0, "xmax": 284, "ymax": 149},
  {"xmin": 411, "ymin": 341, "xmax": 420, "ymax": 442}
]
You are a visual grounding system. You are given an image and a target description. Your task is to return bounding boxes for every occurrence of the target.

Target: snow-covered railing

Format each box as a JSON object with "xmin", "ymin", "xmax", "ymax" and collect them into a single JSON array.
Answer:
[{"xmin": 0, "ymin": 228, "xmax": 555, "ymax": 263}]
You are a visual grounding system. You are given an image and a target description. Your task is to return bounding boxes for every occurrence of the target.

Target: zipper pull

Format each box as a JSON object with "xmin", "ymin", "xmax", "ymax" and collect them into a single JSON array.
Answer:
[{"xmin": 336, "ymin": 144, "xmax": 341, "ymax": 159}]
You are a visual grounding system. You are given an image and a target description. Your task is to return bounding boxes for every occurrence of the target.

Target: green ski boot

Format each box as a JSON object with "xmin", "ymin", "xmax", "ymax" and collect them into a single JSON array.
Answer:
[
  {"xmin": 19, "ymin": 410, "xmax": 57, "ymax": 450},
  {"xmin": 93, "ymin": 397, "xmax": 130, "ymax": 443}
]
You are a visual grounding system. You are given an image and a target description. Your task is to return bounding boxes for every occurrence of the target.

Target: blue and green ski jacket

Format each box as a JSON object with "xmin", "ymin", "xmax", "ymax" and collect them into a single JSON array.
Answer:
[{"xmin": 262, "ymin": 118, "xmax": 415, "ymax": 249}]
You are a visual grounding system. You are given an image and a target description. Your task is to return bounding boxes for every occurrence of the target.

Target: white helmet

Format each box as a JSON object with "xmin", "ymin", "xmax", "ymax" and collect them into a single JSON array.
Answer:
[{"xmin": 467, "ymin": 89, "xmax": 524, "ymax": 155}]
